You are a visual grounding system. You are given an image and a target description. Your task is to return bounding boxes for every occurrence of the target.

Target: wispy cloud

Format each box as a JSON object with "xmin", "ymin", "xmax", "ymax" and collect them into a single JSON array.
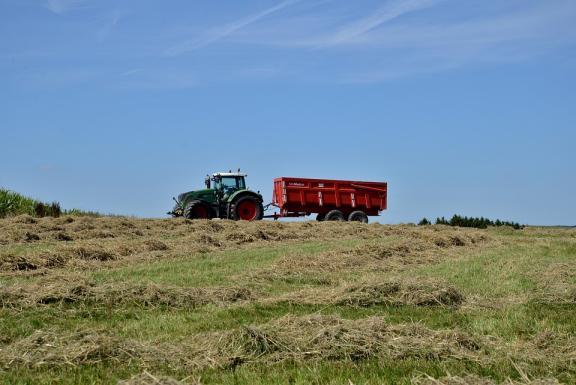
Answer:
[
  {"xmin": 165, "ymin": 0, "xmax": 302, "ymax": 56},
  {"xmin": 216, "ymin": 0, "xmax": 576, "ymax": 82},
  {"xmin": 45, "ymin": 0, "xmax": 88, "ymax": 15},
  {"xmin": 96, "ymin": 9, "xmax": 125, "ymax": 41},
  {"xmin": 320, "ymin": 0, "xmax": 441, "ymax": 46}
]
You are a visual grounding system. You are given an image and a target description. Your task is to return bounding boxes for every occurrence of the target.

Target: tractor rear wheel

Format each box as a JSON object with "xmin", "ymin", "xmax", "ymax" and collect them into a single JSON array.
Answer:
[
  {"xmin": 184, "ymin": 201, "xmax": 212, "ymax": 219},
  {"xmin": 348, "ymin": 210, "xmax": 368, "ymax": 223},
  {"xmin": 325, "ymin": 209, "xmax": 345, "ymax": 221},
  {"xmin": 231, "ymin": 196, "xmax": 264, "ymax": 221}
]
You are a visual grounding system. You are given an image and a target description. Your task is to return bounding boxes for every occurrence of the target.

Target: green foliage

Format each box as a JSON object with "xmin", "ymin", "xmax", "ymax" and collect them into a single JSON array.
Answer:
[
  {"xmin": 0, "ymin": 188, "xmax": 99, "ymax": 218},
  {"xmin": 435, "ymin": 214, "xmax": 523, "ymax": 229},
  {"xmin": 62, "ymin": 208, "xmax": 103, "ymax": 217},
  {"xmin": 0, "ymin": 188, "xmax": 37, "ymax": 217},
  {"xmin": 418, "ymin": 218, "xmax": 431, "ymax": 226}
]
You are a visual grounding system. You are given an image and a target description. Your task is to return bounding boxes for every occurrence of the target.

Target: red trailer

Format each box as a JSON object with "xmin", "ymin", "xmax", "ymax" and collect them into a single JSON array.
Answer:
[{"xmin": 268, "ymin": 177, "xmax": 387, "ymax": 223}]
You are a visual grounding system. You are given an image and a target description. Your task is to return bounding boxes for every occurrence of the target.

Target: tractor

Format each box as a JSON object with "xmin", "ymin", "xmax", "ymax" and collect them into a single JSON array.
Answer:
[{"xmin": 169, "ymin": 172, "xmax": 264, "ymax": 221}]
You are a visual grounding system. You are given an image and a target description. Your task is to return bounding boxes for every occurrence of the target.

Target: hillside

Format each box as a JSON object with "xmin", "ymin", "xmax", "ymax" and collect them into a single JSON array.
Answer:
[{"xmin": 0, "ymin": 216, "xmax": 574, "ymax": 384}]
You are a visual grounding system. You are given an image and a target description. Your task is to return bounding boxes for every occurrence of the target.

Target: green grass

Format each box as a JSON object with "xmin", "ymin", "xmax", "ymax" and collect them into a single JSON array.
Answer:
[
  {"xmin": 91, "ymin": 241, "xmax": 336, "ymax": 287},
  {"xmin": 1, "ymin": 225, "xmax": 575, "ymax": 384},
  {"xmin": 408, "ymin": 239, "xmax": 576, "ymax": 300}
]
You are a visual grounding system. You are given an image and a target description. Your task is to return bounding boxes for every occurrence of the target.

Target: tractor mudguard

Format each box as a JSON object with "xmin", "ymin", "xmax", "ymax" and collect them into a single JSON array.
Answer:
[
  {"xmin": 225, "ymin": 190, "xmax": 263, "ymax": 219},
  {"xmin": 225, "ymin": 189, "xmax": 263, "ymax": 204}
]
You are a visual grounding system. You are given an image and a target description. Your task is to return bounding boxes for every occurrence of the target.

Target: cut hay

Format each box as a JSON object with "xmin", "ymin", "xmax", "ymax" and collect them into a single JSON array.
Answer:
[
  {"xmin": 531, "ymin": 262, "xmax": 576, "ymax": 304},
  {"xmin": 336, "ymin": 280, "xmax": 465, "ymax": 307},
  {"xmin": 0, "ymin": 276, "xmax": 255, "ymax": 309},
  {"xmin": 144, "ymin": 239, "xmax": 169, "ymax": 251},
  {"xmin": 247, "ymin": 230, "xmax": 490, "ymax": 283},
  {"xmin": 68, "ymin": 245, "xmax": 117, "ymax": 261},
  {"xmin": 267, "ymin": 279, "xmax": 465, "ymax": 308},
  {"xmin": 193, "ymin": 314, "xmax": 486, "ymax": 368},
  {"xmin": 0, "ymin": 330, "xmax": 143, "ymax": 368}
]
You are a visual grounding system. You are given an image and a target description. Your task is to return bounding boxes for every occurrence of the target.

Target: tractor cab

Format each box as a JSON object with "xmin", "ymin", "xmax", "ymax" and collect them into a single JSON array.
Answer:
[{"xmin": 208, "ymin": 172, "xmax": 247, "ymax": 196}]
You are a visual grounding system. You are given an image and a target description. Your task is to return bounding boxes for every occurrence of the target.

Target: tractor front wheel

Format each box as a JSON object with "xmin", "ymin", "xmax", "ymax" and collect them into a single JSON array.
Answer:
[
  {"xmin": 231, "ymin": 196, "xmax": 264, "ymax": 221},
  {"xmin": 184, "ymin": 201, "xmax": 212, "ymax": 219}
]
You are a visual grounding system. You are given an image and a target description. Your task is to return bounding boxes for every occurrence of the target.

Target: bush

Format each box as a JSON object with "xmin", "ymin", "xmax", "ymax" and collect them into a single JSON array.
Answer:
[
  {"xmin": 0, "ymin": 188, "xmax": 95, "ymax": 218},
  {"xmin": 435, "ymin": 214, "xmax": 523, "ymax": 230},
  {"xmin": 418, "ymin": 218, "xmax": 431, "ymax": 226}
]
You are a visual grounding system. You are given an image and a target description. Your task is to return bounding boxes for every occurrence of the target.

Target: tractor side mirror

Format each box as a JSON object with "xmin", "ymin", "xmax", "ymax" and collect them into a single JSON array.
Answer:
[{"xmin": 205, "ymin": 176, "xmax": 211, "ymax": 189}]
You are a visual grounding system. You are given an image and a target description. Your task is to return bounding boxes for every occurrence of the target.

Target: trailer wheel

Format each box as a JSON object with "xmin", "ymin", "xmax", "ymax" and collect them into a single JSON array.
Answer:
[
  {"xmin": 184, "ymin": 200, "xmax": 212, "ymax": 219},
  {"xmin": 316, "ymin": 213, "xmax": 325, "ymax": 221},
  {"xmin": 325, "ymin": 210, "xmax": 345, "ymax": 221},
  {"xmin": 348, "ymin": 210, "xmax": 368, "ymax": 223},
  {"xmin": 231, "ymin": 196, "xmax": 264, "ymax": 221}
]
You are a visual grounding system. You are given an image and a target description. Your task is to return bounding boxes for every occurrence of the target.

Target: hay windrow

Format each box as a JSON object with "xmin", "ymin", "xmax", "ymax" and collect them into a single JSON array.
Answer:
[
  {"xmin": 531, "ymin": 262, "xmax": 576, "ymax": 304},
  {"xmin": 1, "ymin": 218, "xmax": 493, "ymax": 277},
  {"xmin": 0, "ymin": 276, "xmax": 255, "ymax": 309},
  {"xmin": 267, "ymin": 279, "xmax": 465, "ymax": 308},
  {"xmin": 192, "ymin": 314, "xmax": 487, "ymax": 368},
  {"xmin": 0, "ymin": 316, "xmax": 572, "ymax": 374},
  {"xmin": 247, "ymin": 230, "xmax": 491, "ymax": 283},
  {"xmin": 0, "ymin": 330, "xmax": 145, "ymax": 368}
]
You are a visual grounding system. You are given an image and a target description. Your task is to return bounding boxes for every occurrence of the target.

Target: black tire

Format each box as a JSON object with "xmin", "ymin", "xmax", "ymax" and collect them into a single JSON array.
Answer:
[
  {"xmin": 348, "ymin": 210, "xmax": 368, "ymax": 223},
  {"xmin": 324, "ymin": 209, "xmax": 345, "ymax": 221},
  {"xmin": 231, "ymin": 195, "xmax": 264, "ymax": 221},
  {"xmin": 184, "ymin": 200, "xmax": 212, "ymax": 219},
  {"xmin": 316, "ymin": 213, "xmax": 325, "ymax": 221}
]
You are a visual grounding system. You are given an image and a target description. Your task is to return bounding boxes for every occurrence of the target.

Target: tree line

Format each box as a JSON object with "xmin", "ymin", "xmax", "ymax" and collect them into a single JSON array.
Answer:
[{"xmin": 418, "ymin": 215, "xmax": 523, "ymax": 230}]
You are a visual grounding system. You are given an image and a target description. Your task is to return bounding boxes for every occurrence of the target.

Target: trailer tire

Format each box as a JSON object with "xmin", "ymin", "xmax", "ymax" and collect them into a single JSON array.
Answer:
[
  {"xmin": 184, "ymin": 200, "xmax": 212, "ymax": 220},
  {"xmin": 348, "ymin": 210, "xmax": 368, "ymax": 223},
  {"xmin": 316, "ymin": 213, "xmax": 325, "ymax": 221},
  {"xmin": 325, "ymin": 210, "xmax": 345, "ymax": 221},
  {"xmin": 231, "ymin": 196, "xmax": 264, "ymax": 221}
]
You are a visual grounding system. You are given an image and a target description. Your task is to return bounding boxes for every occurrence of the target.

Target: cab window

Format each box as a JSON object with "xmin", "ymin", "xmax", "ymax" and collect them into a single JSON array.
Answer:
[{"xmin": 221, "ymin": 177, "xmax": 237, "ymax": 190}]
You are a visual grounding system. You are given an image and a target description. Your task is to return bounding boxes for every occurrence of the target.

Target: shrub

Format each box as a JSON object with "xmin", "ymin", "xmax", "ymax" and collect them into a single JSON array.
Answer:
[
  {"xmin": 0, "ymin": 188, "xmax": 97, "ymax": 218},
  {"xmin": 435, "ymin": 214, "xmax": 523, "ymax": 230},
  {"xmin": 418, "ymin": 218, "xmax": 431, "ymax": 226}
]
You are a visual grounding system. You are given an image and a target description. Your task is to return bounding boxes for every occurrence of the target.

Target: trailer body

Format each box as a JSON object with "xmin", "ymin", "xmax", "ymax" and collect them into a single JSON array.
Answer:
[{"xmin": 272, "ymin": 177, "xmax": 387, "ymax": 220}]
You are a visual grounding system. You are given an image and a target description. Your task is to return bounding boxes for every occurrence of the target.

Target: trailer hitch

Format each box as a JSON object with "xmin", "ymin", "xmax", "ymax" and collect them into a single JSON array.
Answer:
[{"xmin": 262, "ymin": 202, "xmax": 280, "ymax": 220}]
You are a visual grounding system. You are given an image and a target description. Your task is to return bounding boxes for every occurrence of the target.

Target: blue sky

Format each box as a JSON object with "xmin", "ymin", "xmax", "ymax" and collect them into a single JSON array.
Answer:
[{"xmin": 1, "ymin": 0, "xmax": 575, "ymax": 224}]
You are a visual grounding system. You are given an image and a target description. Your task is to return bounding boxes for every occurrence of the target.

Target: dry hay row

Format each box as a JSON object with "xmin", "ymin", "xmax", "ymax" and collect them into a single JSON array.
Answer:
[
  {"xmin": 0, "ymin": 215, "xmax": 395, "ymax": 246},
  {"xmin": 0, "ymin": 214, "xmax": 491, "ymax": 247},
  {"xmin": 0, "ymin": 315, "xmax": 485, "ymax": 370},
  {"xmin": 0, "ymin": 240, "xmax": 173, "ymax": 273},
  {"xmin": 266, "ymin": 279, "xmax": 465, "ymax": 308},
  {"xmin": 0, "ymin": 221, "xmax": 493, "ymax": 277},
  {"xmin": 528, "ymin": 262, "xmax": 576, "ymax": 305},
  {"xmin": 0, "ymin": 275, "xmax": 464, "ymax": 311},
  {"xmin": 1, "ymin": 315, "xmax": 572, "ymax": 375},
  {"xmin": 0, "ymin": 275, "xmax": 254, "ymax": 311},
  {"xmin": 246, "ymin": 230, "xmax": 492, "ymax": 284}
]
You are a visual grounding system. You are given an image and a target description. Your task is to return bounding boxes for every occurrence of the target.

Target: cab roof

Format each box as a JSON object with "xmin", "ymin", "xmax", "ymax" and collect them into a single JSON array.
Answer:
[{"xmin": 212, "ymin": 172, "xmax": 247, "ymax": 177}]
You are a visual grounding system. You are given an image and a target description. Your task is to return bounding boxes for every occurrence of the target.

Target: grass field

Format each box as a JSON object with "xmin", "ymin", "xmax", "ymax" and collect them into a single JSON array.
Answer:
[{"xmin": 0, "ymin": 216, "xmax": 574, "ymax": 384}]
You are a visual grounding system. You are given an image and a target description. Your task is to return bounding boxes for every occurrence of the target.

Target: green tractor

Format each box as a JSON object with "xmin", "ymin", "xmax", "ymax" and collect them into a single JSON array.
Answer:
[{"xmin": 169, "ymin": 172, "xmax": 264, "ymax": 221}]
